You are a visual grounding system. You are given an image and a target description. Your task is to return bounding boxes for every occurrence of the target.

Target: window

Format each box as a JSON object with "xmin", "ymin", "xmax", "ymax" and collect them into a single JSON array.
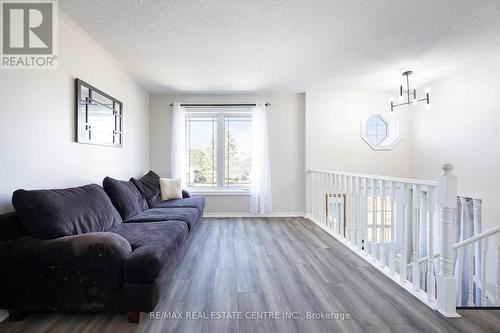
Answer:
[
  {"xmin": 367, "ymin": 196, "xmax": 392, "ymax": 242},
  {"xmin": 326, "ymin": 194, "xmax": 346, "ymax": 236},
  {"xmin": 225, "ymin": 116, "xmax": 252, "ymax": 187},
  {"xmin": 185, "ymin": 110, "xmax": 252, "ymax": 190},
  {"xmin": 185, "ymin": 115, "xmax": 217, "ymax": 187},
  {"xmin": 361, "ymin": 113, "xmax": 401, "ymax": 150}
]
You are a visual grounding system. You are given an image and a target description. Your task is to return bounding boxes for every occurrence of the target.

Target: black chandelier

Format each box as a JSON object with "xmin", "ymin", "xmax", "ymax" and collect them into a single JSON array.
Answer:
[{"xmin": 390, "ymin": 71, "xmax": 430, "ymax": 112}]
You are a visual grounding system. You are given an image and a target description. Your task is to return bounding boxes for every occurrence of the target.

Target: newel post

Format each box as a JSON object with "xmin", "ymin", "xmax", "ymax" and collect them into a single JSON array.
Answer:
[{"xmin": 436, "ymin": 163, "xmax": 459, "ymax": 317}]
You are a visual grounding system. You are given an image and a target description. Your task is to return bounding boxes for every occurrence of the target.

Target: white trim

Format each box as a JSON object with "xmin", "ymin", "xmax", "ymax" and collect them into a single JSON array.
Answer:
[
  {"xmin": 203, "ymin": 212, "xmax": 305, "ymax": 218},
  {"xmin": 189, "ymin": 189, "xmax": 251, "ymax": 196},
  {"xmin": 361, "ymin": 113, "xmax": 402, "ymax": 151},
  {"xmin": 185, "ymin": 112, "xmax": 253, "ymax": 190},
  {"xmin": 307, "ymin": 169, "xmax": 438, "ymax": 187},
  {"xmin": 0, "ymin": 310, "xmax": 8, "ymax": 323}
]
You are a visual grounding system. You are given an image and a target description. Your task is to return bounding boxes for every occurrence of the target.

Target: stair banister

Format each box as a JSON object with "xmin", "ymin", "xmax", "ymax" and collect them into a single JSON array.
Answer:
[
  {"xmin": 436, "ymin": 163, "xmax": 459, "ymax": 317},
  {"xmin": 410, "ymin": 224, "xmax": 500, "ymax": 267},
  {"xmin": 307, "ymin": 164, "xmax": 500, "ymax": 316}
]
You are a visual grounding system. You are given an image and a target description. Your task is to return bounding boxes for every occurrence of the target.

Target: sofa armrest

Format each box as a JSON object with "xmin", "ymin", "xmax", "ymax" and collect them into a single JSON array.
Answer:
[
  {"xmin": 0, "ymin": 232, "xmax": 132, "ymax": 311},
  {"xmin": 182, "ymin": 189, "xmax": 191, "ymax": 198}
]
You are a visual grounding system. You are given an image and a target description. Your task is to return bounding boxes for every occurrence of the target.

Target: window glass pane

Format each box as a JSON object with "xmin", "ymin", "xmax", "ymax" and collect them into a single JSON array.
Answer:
[
  {"xmin": 366, "ymin": 125, "xmax": 377, "ymax": 136},
  {"xmin": 366, "ymin": 195, "xmax": 392, "ymax": 242},
  {"xmin": 225, "ymin": 116, "xmax": 252, "ymax": 187},
  {"xmin": 185, "ymin": 116, "xmax": 217, "ymax": 188},
  {"xmin": 366, "ymin": 115, "xmax": 388, "ymax": 145}
]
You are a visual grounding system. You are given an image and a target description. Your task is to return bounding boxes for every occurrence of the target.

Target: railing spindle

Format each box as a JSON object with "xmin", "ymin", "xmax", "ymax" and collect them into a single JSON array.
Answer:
[
  {"xmin": 427, "ymin": 187, "xmax": 436, "ymax": 302},
  {"xmin": 481, "ymin": 238, "xmax": 488, "ymax": 305},
  {"xmin": 346, "ymin": 175, "xmax": 351, "ymax": 240},
  {"xmin": 361, "ymin": 177, "xmax": 367, "ymax": 253},
  {"xmin": 412, "ymin": 184, "xmax": 421, "ymax": 291},
  {"xmin": 467, "ymin": 243, "xmax": 475, "ymax": 306},
  {"xmin": 380, "ymin": 179, "xmax": 386, "ymax": 267},
  {"xmin": 389, "ymin": 181, "xmax": 396, "ymax": 274},
  {"xmin": 457, "ymin": 247, "xmax": 464, "ymax": 305},
  {"xmin": 371, "ymin": 178, "xmax": 377, "ymax": 260},
  {"xmin": 497, "ymin": 234, "xmax": 500, "ymax": 305},
  {"xmin": 400, "ymin": 183, "xmax": 409, "ymax": 282}
]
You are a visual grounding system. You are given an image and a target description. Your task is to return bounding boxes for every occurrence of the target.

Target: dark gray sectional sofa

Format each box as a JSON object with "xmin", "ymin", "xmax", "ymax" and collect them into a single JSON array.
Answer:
[{"xmin": 0, "ymin": 171, "xmax": 205, "ymax": 323}]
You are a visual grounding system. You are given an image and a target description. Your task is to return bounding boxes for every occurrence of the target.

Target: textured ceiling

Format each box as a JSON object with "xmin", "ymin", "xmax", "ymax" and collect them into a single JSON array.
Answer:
[{"xmin": 59, "ymin": 0, "xmax": 500, "ymax": 93}]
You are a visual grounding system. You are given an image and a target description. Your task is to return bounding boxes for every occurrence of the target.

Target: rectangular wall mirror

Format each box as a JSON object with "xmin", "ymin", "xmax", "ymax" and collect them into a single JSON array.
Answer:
[{"xmin": 75, "ymin": 79, "xmax": 123, "ymax": 147}]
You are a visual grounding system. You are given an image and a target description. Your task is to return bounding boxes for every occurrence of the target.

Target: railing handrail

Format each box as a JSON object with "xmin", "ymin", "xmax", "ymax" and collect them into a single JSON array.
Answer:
[
  {"xmin": 409, "ymin": 224, "xmax": 500, "ymax": 267},
  {"xmin": 453, "ymin": 224, "xmax": 500, "ymax": 249},
  {"xmin": 308, "ymin": 169, "xmax": 438, "ymax": 187}
]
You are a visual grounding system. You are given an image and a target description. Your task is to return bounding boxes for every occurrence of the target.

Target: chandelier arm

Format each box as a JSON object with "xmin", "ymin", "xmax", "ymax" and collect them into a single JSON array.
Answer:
[{"xmin": 390, "ymin": 71, "xmax": 430, "ymax": 111}]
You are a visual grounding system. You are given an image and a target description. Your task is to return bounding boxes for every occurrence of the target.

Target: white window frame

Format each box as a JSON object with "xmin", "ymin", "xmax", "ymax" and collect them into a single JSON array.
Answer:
[
  {"xmin": 367, "ymin": 195, "xmax": 393, "ymax": 243},
  {"xmin": 361, "ymin": 113, "xmax": 402, "ymax": 151},
  {"xmin": 185, "ymin": 107, "xmax": 252, "ymax": 195}
]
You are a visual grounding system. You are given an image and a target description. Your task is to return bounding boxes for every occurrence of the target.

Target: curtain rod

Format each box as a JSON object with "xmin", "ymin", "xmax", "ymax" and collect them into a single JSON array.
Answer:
[{"xmin": 169, "ymin": 103, "xmax": 270, "ymax": 107}]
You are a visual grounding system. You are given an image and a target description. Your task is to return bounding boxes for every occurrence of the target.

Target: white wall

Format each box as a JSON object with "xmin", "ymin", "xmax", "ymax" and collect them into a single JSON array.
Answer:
[
  {"xmin": 305, "ymin": 90, "xmax": 412, "ymax": 177},
  {"xmin": 410, "ymin": 58, "xmax": 500, "ymax": 230},
  {"xmin": 149, "ymin": 93, "xmax": 305, "ymax": 215},
  {"xmin": 0, "ymin": 14, "xmax": 150, "ymax": 213}
]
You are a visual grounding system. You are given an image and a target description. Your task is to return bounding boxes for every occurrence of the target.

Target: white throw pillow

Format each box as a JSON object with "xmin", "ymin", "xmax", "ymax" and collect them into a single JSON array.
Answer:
[{"xmin": 159, "ymin": 178, "xmax": 183, "ymax": 201}]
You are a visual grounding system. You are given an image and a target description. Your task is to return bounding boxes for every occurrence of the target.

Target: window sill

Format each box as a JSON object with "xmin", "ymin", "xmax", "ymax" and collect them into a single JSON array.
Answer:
[{"xmin": 188, "ymin": 188, "xmax": 251, "ymax": 196}]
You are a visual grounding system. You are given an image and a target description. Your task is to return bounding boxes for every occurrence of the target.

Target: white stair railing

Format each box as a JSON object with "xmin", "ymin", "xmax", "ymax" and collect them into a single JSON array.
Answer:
[
  {"xmin": 306, "ymin": 164, "xmax": 500, "ymax": 317},
  {"xmin": 412, "ymin": 224, "xmax": 500, "ymax": 307}
]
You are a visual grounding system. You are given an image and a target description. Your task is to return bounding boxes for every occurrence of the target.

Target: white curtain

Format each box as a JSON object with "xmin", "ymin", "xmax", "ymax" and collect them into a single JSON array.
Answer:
[
  {"xmin": 171, "ymin": 102, "xmax": 186, "ymax": 185},
  {"xmin": 453, "ymin": 197, "xmax": 482, "ymax": 306},
  {"xmin": 250, "ymin": 102, "xmax": 272, "ymax": 214}
]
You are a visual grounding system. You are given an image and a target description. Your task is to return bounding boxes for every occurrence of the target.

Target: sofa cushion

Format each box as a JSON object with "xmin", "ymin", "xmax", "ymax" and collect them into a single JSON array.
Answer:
[
  {"xmin": 111, "ymin": 221, "xmax": 188, "ymax": 282},
  {"xmin": 159, "ymin": 178, "xmax": 182, "ymax": 201},
  {"xmin": 12, "ymin": 184, "xmax": 121, "ymax": 239},
  {"xmin": 153, "ymin": 196, "xmax": 206, "ymax": 214},
  {"xmin": 103, "ymin": 177, "xmax": 147, "ymax": 220},
  {"xmin": 0, "ymin": 212, "xmax": 28, "ymax": 241},
  {"xmin": 130, "ymin": 171, "xmax": 162, "ymax": 208},
  {"xmin": 125, "ymin": 207, "xmax": 199, "ymax": 230}
]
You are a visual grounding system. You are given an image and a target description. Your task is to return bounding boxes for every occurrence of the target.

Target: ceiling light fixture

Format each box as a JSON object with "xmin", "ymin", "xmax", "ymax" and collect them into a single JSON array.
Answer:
[{"xmin": 390, "ymin": 71, "xmax": 430, "ymax": 112}]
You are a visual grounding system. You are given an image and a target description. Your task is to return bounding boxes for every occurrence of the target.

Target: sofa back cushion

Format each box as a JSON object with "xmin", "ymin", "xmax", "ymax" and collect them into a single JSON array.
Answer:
[
  {"xmin": 130, "ymin": 171, "xmax": 162, "ymax": 208},
  {"xmin": 12, "ymin": 184, "xmax": 121, "ymax": 239},
  {"xmin": 0, "ymin": 212, "xmax": 29, "ymax": 241},
  {"xmin": 103, "ymin": 177, "xmax": 147, "ymax": 220}
]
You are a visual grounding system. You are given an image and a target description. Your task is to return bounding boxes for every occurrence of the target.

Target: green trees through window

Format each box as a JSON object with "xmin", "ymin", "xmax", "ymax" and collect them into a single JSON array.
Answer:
[{"xmin": 185, "ymin": 113, "xmax": 252, "ymax": 189}]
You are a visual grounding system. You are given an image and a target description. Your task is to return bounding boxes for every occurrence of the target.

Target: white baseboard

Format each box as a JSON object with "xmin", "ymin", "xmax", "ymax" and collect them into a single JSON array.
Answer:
[
  {"xmin": 0, "ymin": 310, "xmax": 8, "ymax": 323},
  {"xmin": 202, "ymin": 212, "xmax": 305, "ymax": 218}
]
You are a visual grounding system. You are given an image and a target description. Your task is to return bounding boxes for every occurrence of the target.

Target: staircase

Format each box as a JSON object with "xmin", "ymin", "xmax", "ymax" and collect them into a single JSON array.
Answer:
[{"xmin": 306, "ymin": 164, "xmax": 500, "ymax": 317}]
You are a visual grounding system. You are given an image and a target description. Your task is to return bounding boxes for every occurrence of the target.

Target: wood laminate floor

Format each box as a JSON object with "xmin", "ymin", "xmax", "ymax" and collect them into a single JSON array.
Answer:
[{"xmin": 0, "ymin": 217, "xmax": 499, "ymax": 333}]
